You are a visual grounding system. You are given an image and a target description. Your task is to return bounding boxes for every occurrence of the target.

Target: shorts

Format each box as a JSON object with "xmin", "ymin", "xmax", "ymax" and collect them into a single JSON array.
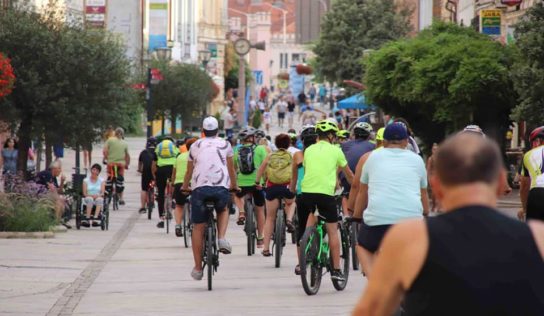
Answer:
[
  {"xmin": 107, "ymin": 163, "xmax": 125, "ymax": 178},
  {"xmin": 235, "ymin": 186, "xmax": 265, "ymax": 207},
  {"xmin": 527, "ymin": 187, "xmax": 544, "ymax": 220},
  {"xmin": 173, "ymin": 183, "xmax": 188, "ymax": 206},
  {"xmin": 83, "ymin": 196, "xmax": 104, "ymax": 207},
  {"xmin": 265, "ymin": 184, "xmax": 295, "ymax": 201},
  {"xmin": 141, "ymin": 174, "xmax": 153, "ymax": 191},
  {"xmin": 296, "ymin": 193, "xmax": 339, "ymax": 244},
  {"xmin": 278, "ymin": 112, "xmax": 286, "ymax": 119},
  {"xmin": 357, "ymin": 221, "xmax": 392, "ymax": 253},
  {"xmin": 190, "ymin": 186, "xmax": 230, "ymax": 224},
  {"xmin": 287, "ymin": 111, "xmax": 294, "ymax": 118}
]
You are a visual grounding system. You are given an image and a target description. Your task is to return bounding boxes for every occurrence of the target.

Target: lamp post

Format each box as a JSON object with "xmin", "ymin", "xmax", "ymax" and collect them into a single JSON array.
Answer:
[
  {"xmin": 145, "ymin": 47, "xmax": 172, "ymax": 138},
  {"xmin": 198, "ymin": 49, "xmax": 212, "ymax": 70}
]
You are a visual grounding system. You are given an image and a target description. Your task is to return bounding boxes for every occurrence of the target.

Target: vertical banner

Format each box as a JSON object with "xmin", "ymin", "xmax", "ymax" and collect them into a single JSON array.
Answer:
[
  {"xmin": 149, "ymin": 0, "xmax": 168, "ymax": 52},
  {"xmin": 480, "ymin": 10, "xmax": 502, "ymax": 36},
  {"xmin": 289, "ymin": 65, "xmax": 304, "ymax": 98},
  {"xmin": 85, "ymin": 0, "xmax": 107, "ymax": 28}
]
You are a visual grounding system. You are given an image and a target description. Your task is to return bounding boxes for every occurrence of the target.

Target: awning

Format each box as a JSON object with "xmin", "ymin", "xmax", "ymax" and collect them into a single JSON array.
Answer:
[{"xmin": 338, "ymin": 93, "xmax": 371, "ymax": 110}]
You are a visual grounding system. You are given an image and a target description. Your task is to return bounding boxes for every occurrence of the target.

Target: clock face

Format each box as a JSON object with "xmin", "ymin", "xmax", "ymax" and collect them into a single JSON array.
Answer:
[{"xmin": 234, "ymin": 39, "xmax": 251, "ymax": 55}]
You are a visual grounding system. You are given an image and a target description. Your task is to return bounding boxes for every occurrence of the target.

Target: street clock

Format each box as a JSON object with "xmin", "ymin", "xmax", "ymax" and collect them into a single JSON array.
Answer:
[{"xmin": 234, "ymin": 39, "xmax": 251, "ymax": 56}]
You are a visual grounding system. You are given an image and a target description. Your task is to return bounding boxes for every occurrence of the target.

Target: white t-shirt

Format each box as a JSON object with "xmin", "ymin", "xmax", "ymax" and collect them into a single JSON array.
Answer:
[
  {"xmin": 277, "ymin": 101, "xmax": 287, "ymax": 113},
  {"xmin": 287, "ymin": 146, "xmax": 300, "ymax": 156},
  {"xmin": 258, "ymin": 101, "xmax": 266, "ymax": 111},
  {"xmin": 223, "ymin": 112, "xmax": 235, "ymax": 129},
  {"xmin": 249, "ymin": 100, "xmax": 257, "ymax": 111},
  {"xmin": 263, "ymin": 111, "xmax": 271, "ymax": 123},
  {"xmin": 188, "ymin": 137, "xmax": 234, "ymax": 189}
]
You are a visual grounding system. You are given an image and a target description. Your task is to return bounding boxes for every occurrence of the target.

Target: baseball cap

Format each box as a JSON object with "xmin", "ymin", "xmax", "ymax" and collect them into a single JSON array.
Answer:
[
  {"xmin": 202, "ymin": 116, "xmax": 218, "ymax": 131},
  {"xmin": 384, "ymin": 123, "xmax": 408, "ymax": 141}
]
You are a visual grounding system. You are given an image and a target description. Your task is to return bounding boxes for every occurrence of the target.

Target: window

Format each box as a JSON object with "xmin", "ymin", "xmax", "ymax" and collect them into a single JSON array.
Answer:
[
  {"xmin": 280, "ymin": 53, "xmax": 289, "ymax": 69},
  {"xmin": 292, "ymin": 53, "xmax": 300, "ymax": 63}
]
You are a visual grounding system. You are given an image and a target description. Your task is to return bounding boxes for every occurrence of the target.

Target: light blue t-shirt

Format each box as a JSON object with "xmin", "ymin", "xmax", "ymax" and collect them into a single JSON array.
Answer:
[{"xmin": 361, "ymin": 148, "xmax": 427, "ymax": 226}]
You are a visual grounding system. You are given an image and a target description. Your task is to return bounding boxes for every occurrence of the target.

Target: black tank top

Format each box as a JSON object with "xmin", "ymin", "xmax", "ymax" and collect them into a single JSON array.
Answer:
[{"xmin": 404, "ymin": 206, "xmax": 544, "ymax": 315}]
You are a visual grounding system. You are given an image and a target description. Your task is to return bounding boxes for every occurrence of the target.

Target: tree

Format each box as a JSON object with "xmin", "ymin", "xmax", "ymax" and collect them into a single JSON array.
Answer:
[
  {"xmin": 223, "ymin": 42, "xmax": 252, "ymax": 92},
  {"xmin": 151, "ymin": 61, "xmax": 215, "ymax": 134},
  {"xmin": 313, "ymin": 0, "xmax": 412, "ymax": 84},
  {"xmin": 0, "ymin": 5, "xmax": 134, "ymax": 171},
  {"xmin": 511, "ymin": 3, "xmax": 544, "ymax": 131},
  {"xmin": 364, "ymin": 22, "xmax": 516, "ymax": 147}
]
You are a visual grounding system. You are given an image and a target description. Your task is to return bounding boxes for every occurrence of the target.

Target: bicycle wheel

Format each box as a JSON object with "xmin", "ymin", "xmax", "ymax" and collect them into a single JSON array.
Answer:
[
  {"xmin": 165, "ymin": 195, "xmax": 171, "ymax": 234},
  {"xmin": 274, "ymin": 208, "xmax": 285, "ymax": 268},
  {"xmin": 207, "ymin": 222, "xmax": 214, "ymax": 291},
  {"xmin": 291, "ymin": 208, "xmax": 298, "ymax": 244},
  {"xmin": 75, "ymin": 198, "xmax": 82, "ymax": 230},
  {"xmin": 245, "ymin": 200, "xmax": 256, "ymax": 256},
  {"xmin": 332, "ymin": 222, "xmax": 350, "ymax": 291},
  {"xmin": 113, "ymin": 193, "xmax": 119, "ymax": 211},
  {"xmin": 147, "ymin": 189, "xmax": 153, "ymax": 220},
  {"xmin": 299, "ymin": 226, "xmax": 323, "ymax": 295},
  {"xmin": 183, "ymin": 203, "xmax": 192, "ymax": 248},
  {"xmin": 350, "ymin": 222, "xmax": 359, "ymax": 271}
]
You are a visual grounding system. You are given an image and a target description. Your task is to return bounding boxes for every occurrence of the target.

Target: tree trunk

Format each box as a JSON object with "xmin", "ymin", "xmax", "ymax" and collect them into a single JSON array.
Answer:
[
  {"xmin": 45, "ymin": 135, "xmax": 53, "ymax": 169},
  {"xmin": 161, "ymin": 116, "xmax": 165, "ymax": 135},
  {"xmin": 16, "ymin": 116, "xmax": 31, "ymax": 179},
  {"xmin": 170, "ymin": 111, "xmax": 176, "ymax": 135}
]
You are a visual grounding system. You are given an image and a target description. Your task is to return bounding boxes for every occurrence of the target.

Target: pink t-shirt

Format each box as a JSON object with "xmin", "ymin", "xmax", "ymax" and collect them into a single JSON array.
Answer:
[{"xmin": 188, "ymin": 137, "xmax": 234, "ymax": 189}]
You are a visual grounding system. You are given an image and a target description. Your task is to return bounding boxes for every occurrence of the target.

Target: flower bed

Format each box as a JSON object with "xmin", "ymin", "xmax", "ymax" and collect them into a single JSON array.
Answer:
[{"xmin": 0, "ymin": 52, "xmax": 15, "ymax": 98}]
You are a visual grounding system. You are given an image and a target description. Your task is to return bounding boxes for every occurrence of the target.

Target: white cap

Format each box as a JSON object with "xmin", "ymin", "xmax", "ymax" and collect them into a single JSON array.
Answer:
[{"xmin": 203, "ymin": 116, "xmax": 219, "ymax": 131}]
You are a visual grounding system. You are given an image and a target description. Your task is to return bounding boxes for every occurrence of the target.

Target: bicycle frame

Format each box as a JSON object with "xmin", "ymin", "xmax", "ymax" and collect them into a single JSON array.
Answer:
[{"xmin": 305, "ymin": 219, "xmax": 329, "ymax": 265}]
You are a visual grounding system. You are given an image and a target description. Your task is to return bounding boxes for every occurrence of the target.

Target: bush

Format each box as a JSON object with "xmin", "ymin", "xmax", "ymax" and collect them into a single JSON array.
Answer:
[
  {"xmin": 251, "ymin": 110, "xmax": 262, "ymax": 129},
  {"xmin": 0, "ymin": 193, "xmax": 58, "ymax": 232}
]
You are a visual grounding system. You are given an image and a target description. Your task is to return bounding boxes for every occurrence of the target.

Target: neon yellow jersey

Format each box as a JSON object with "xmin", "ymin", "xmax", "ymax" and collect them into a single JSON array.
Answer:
[
  {"xmin": 521, "ymin": 145, "xmax": 544, "ymax": 188},
  {"xmin": 234, "ymin": 144, "xmax": 267, "ymax": 187},
  {"xmin": 174, "ymin": 152, "xmax": 189, "ymax": 184},
  {"xmin": 155, "ymin": 141, "xmax": 180, "ymax": 167},
  {"xmin": 302, "ymin": 141, "xmax": 348, "ymax": 196}
]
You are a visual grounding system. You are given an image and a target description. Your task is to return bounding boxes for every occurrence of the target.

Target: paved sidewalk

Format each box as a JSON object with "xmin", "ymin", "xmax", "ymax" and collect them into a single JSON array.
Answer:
[{"xmin": 0, "ymin": 137, "xmax": 366, "ymax": 316}]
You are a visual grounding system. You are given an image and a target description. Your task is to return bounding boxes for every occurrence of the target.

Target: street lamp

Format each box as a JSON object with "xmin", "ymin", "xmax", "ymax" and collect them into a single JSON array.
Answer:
[
  {"xmin": 198, "ymin": 49, "xmax": 212, "ymax": 70},
  {"xmin": 155, "ymin": 47, "xmax": 172, "ymax": 60}
]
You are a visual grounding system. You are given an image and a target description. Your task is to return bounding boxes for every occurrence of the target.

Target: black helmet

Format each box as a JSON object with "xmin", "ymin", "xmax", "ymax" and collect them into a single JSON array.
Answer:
[
  {"xmin": 175, "ymin": 139, "xmax": 184, "ymax": 147},
  {"xmin": 146, "ymin": 137, "xmax": 157, "ymax": 148}
]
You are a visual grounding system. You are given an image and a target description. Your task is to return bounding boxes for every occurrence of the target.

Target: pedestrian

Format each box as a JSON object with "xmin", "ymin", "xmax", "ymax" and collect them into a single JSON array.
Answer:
[
  {"xmin": 82, "ymin": 141, "xmax": 92, "ymax": 171},
  {"xmin": 53, "ymin": 139, "xmax": 64, "ymax": 160},
  {"xmin": 249, "ymin": 96, "xmax": 257, "ymax": 113},
  {"xmin": 222, "ymin": 108, "xmax": 237, "ymax": 142},
  {"xmin": 319, "ymin": 84, "xmax": 327, "ymax": 105},
  {"xmin": 36, "ymin": 160, "xmax": 69, "ymax": 227},
  {"xmin": 297, "ymin": 90, "xmax": 307, "ymax": 107},
  {"xmin": 287, "ymin": 96, "xmax": 296, "ymax": 129},
  {"xmin": 309, "ymin": 84, "xmax": 316, "ymax": 104},
  {"xmin": 1, "ymin": 137, "xmax": 18, "ymax": 192},
  {"xmin": 276, "ymin": 97, "xmax": 287, "ymax": 128},
  {"xmin": 263, "ymin": 107, "xmax": 271, "ymax": 134},
  {"xmin": 258, "ymin": 99, "xmax": 266, "ymax": 114},
  {"xmin": 353, "ymin": 133, "xmax": 544, "ymax": 315}
]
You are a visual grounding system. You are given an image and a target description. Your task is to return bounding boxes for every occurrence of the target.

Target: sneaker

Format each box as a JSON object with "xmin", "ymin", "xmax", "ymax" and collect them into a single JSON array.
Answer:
[
  {"xmin": 191, "ymin": 268, "xmax": 203, "ymax": 280},
  {"xmin": 138, "ymin": 208, "xmax": 146, "ymax": 214},
  {"xmin": 119, "ymin": 200, "xmax": 125, "ymax": 205},
  {"xmin": 218, "ymin": 239, "xmax": 232, "ymax": 254},
  {"xmin": 91, "ymin": 221, "xmax": 100, "ymax": 227},
  {"xmin": 156, "ymin": 221, "xmax": 165, "ymax": 228},
  {"xmin": 175, "ymin": 225, "xmax": 183, "ymax": 237},
  {"xmin": 81, "ymin": 220, "xmax": 90, "ymax": 228},
  {"xmin": 331, "ymin": 269, "xmax": 346, "ymax": 282}
]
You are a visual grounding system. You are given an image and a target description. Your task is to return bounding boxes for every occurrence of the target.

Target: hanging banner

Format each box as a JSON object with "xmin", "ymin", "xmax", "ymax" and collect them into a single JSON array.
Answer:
[
  {"xmin": 501, "ymin": 0, "xmax": 522, "ymax": 6},
  {"xmin": 85, "ymin": 0, "xmax": 106, "ymax": 28},
  {"xmin": 480, "ymin": 10, "xmax": 501, "ymax": 36},
  {"xmin": 149, "ymin": 0, "xmax": 168, "ymax": 52}
]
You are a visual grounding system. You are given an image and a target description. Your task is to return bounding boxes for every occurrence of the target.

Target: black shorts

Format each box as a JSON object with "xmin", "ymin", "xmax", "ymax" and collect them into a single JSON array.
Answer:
[
  {"xmin": 278, "ymin": 112, "xmax": 286, "ymax": 119},
  {"xmin": 296, "ymin": 193, "xmax": 339, "ymax": 244},
  {"xmin": 527, "ymin": 187, "xmax": 544, "ymax": 220},
  {"xmin": 235, "ymin": 186, "xmax": 265, "ymax": 207},
  {"xmin": 141, "ymin": 174, "xmax": 153, "ymax": 191},
  {"xmin": 265, "ymin": 185, "xmax": 295, "ymax": 201},
  {"xmin": 173, "ymin": 183, "xmax": 188, "ymax": 206},
  {"xmin": 357, "ymin": 221, "xmax": 392, "ymax": 253}
]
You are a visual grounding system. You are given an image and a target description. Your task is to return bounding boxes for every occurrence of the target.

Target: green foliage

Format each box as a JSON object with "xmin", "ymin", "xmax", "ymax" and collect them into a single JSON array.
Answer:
[
  {"xmin": 364, "ymin": 22, "xmax": 516, "ymax": 145},
  {"xmin": 511, "ymin": 3, "xmax": 544, "ymax": 130},
  {"xmin": 251, "ymin": 109, "xmax": 262, "ymax": 129},
  {"xmin": 313, "ymin": 0, "xmax": 412, "ymax": 84},
  {"xmin": 0, "ymin": 194, "xmax": 58, "ymax": 232}
]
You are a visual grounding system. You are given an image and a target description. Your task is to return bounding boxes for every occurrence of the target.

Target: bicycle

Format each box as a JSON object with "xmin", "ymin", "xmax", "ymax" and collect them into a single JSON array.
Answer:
[
  {"xmin": 183, "ymin": 197, "xmax": 192, "ymax": 248},
  {"xmin": 299, "ymin": 214, "xmax": 350, "ymax": 295},
  {"xmin": 164, "ymin": 179, "xmax": 173, "ymax": 234},
  {"xmin": 202, "ymin": 199, "xmax": 219, "ymax": 291},
  {"xmin": 347, "ymin": 219, "xmax": 360, "ymax": 271},
  {"xmin": 147, "ymin": 181, "xmax": 155, "ymax": 220},
  {"xmin": 105, "ymin": 162, "xmax": 120, "ymax": 211},
  {"xmin": 272, "ymin": 200, "xmax": 287, "ymax": 268},
  {"xmin": 244, "ymin": 196, "xmax": 257, "ymax": 256},
  {"xmin": 291, "ymin": 207, "xmax": 299, "ymax": 244}
]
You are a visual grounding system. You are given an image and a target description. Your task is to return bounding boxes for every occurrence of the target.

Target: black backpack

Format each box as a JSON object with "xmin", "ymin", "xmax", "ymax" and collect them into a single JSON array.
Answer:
[{"xmin": 238, "ymin": 145, "xmax": 256, "ymax": 175}]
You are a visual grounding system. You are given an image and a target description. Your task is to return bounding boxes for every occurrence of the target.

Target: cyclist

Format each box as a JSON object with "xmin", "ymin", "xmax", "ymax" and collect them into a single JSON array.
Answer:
[
  {"xmin": 519, "ymin": 126, "xmax": 544, "ymax": 221},
  {"xmin": 294, "ymin": 119, "xmax": 354, "ymax": 281},
  {"xmin": 171, "ymin": 137, "xmax": 197, "ymax": 237},
  {"xmin": 353, "ymin": 123, "xmax": 429, "ymax": 277},
  {"xmin": 138, "ymin": 137, "xmax": 157, "ymax": 214},
  {"xmin": 354, "ymin": 133, "xmax": 544, "ymax": 315},
  {"xmin": 340, "ymin": 122, "xmax": 375, "ymax": 216},
  {"xmin": 336, "ymin": 130, "xmax": 350, "ymax": 145},
  {"xmin": 233, "ymin": 127, "xmax": 267, "ymax": 248},
  {"xmin": 152, "ymin": 136, "xmax": 179, "ymax": 228},
  {"xmin": 255, "ymin": 133, "xmax": 295, "ymax": 257},
  {"xmin": 181, "ymin": 116, "xmax": 238, "ymax": 280},
  {"xmin": 103, "ymin": 127, "xmax": 130, "ymax": 205}
]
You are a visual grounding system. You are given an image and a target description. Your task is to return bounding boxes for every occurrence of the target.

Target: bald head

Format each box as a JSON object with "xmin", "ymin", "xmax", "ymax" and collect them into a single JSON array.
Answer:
[{"xmin": 435, "ymin": 134, "xmax": 503, "ymax": 187}]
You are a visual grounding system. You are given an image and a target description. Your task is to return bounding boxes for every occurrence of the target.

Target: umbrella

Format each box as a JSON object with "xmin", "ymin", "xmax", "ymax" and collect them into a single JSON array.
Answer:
[{"xmin": 338, "ymin": 93, "xmax": 371, "ymax": 110}]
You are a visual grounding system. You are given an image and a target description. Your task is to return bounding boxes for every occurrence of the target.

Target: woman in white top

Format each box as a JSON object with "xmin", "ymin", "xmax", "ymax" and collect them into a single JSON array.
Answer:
[{"xmin": 82, "ymin": 163, "xmax": 106, "ymax": 227}]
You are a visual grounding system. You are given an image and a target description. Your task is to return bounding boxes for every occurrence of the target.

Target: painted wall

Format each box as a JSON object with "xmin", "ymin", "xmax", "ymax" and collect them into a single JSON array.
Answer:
[{"xmin": 107, "ymin": 0, "xmax": 142, "ymax": 62}]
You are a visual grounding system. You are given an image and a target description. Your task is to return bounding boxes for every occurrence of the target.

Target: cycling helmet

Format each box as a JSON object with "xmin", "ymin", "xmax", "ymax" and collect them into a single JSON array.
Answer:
[
  {"xmin": 315, "ymin": 120, "xmax": 339, "ymax": 133},
  {"xmin": 175, "ymin": 139, "xmax": 184, "ymax": 147},
  {"xmin": 288, "ymin": 132, "xmax": 298, "ymax": 141},
  {"xmin": 353, "ymin": 122, "xmax": 373, "ymax": 138},
  {"xmin": 336, "ymin": 130, "xmax": 350, "ymax": 139},
  {"xmin": 239, "ymin": 127, "xmax": 256, "ymax": 140},
  {"xmin": 255, "ymin": 129, "xmax": 266, "ymax": 139},
  {"xmin": 529, "ymin": 126, "xmax": 544, "ymax": 143},
  {"xmin": 376, "ymin": 127, "xmax": 385, "ymax": 141},
  {"xmin": 300, "ymin": 124, "xmax": 317, "ymax": 139},
  {"xmin": 146, "ymin": 137, "xmax": 157, "ymax": 148},
  {"xmin": 462, "ymin": 125, "xmax": 485, "ymax": 137}
]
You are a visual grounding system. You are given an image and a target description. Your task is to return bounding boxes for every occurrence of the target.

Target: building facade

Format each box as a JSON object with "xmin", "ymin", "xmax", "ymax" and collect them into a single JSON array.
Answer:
[{"xmin": 295, "ymin": 0, "xmax": 329, "ymax": 44}]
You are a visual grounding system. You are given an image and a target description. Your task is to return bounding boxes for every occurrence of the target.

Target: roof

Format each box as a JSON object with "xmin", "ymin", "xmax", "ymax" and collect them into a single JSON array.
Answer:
[{"xmin": 228, "ymin": 0, "xmax": 296, "ymax": 34}]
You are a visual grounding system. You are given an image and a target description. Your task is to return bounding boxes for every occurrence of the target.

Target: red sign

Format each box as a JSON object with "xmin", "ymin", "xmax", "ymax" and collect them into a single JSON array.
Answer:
[
  {"xmin": 131, "ymin": 83, "xmax": 146, "ymax": 90},
  {"xmin": 86, "ymin": 6, "xmax": 106, "ymax": 14},
  {"xmin": 501, "ymin": 0, "xmax": 522, "ymax": 6},
  {"xmin": 151, "ymin": 68, "xmax": 164, "ymax": 81}
]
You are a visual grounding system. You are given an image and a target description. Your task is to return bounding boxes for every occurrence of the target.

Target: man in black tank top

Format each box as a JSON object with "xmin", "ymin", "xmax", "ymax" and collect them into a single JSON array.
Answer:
[{"xmin": 353, "ymin": 133, "xmax": 544, "ymax": 316}]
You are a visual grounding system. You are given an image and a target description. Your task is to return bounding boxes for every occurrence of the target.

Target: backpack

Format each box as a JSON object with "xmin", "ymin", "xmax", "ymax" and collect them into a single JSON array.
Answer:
[
  {"xmin": 157, "ymin": 140, "xmax": 176, "ymax": 159},
  {"xmin": 238, "ymin": 145, "xmax": 256, "ymax": 175},
  {"xmin": 266, "ymin": 150, "xmax": 292, "ymax": 184}
]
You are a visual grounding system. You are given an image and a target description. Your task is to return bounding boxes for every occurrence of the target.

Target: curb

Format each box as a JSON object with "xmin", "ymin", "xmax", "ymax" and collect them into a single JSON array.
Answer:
[
  {"xmin": 52, "ymin": 225, "xmax": 68, "ymax": 233},
  {"xmin": 0, "ymin": 231, "xmax": 55, "ymax": 239}
]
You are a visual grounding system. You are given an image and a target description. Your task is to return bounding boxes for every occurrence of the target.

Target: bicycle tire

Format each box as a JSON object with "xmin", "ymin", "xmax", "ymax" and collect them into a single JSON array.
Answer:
[
  {"xmin": 274, "ymin": 208, "xmax": 284, "ymax": 268},
  {"xmin": 183, "ymin": 203, "xmax": 192, "ymax": 248},
  {"xmin": 207, "ymin": 222, "xmax": 214, "ymax": 291},
  {"xmin": 113, "ymin": 193, "xmax": 119, "ymax": 211},
  {"xmin": 75, "ymin": 198, "xmax": 81, "ymax": 230},
  {"xmin": 350, "ymin": 222, "xmax": 359, "ymax": 271},
  {"xmin": 332, "ymin": 222, "xmax": 350, "ymax": 291},
  {"xmin": 299, "ymin": 226, "xmax": 322, "ymax": 295},
  {"xmin": 165, "ymin": 195, "xmax": 171, "ymax": 234},
  {"xmin": 245, "ymin": 200, "xmax": 256, "ymax": 256},
  {"xmin": 291, "ymin": 208, "xmax": 298, "ymax": 244},
  {"xmin": 147, "ymin": 189, "xmax": 153, "ymax": 220}
]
